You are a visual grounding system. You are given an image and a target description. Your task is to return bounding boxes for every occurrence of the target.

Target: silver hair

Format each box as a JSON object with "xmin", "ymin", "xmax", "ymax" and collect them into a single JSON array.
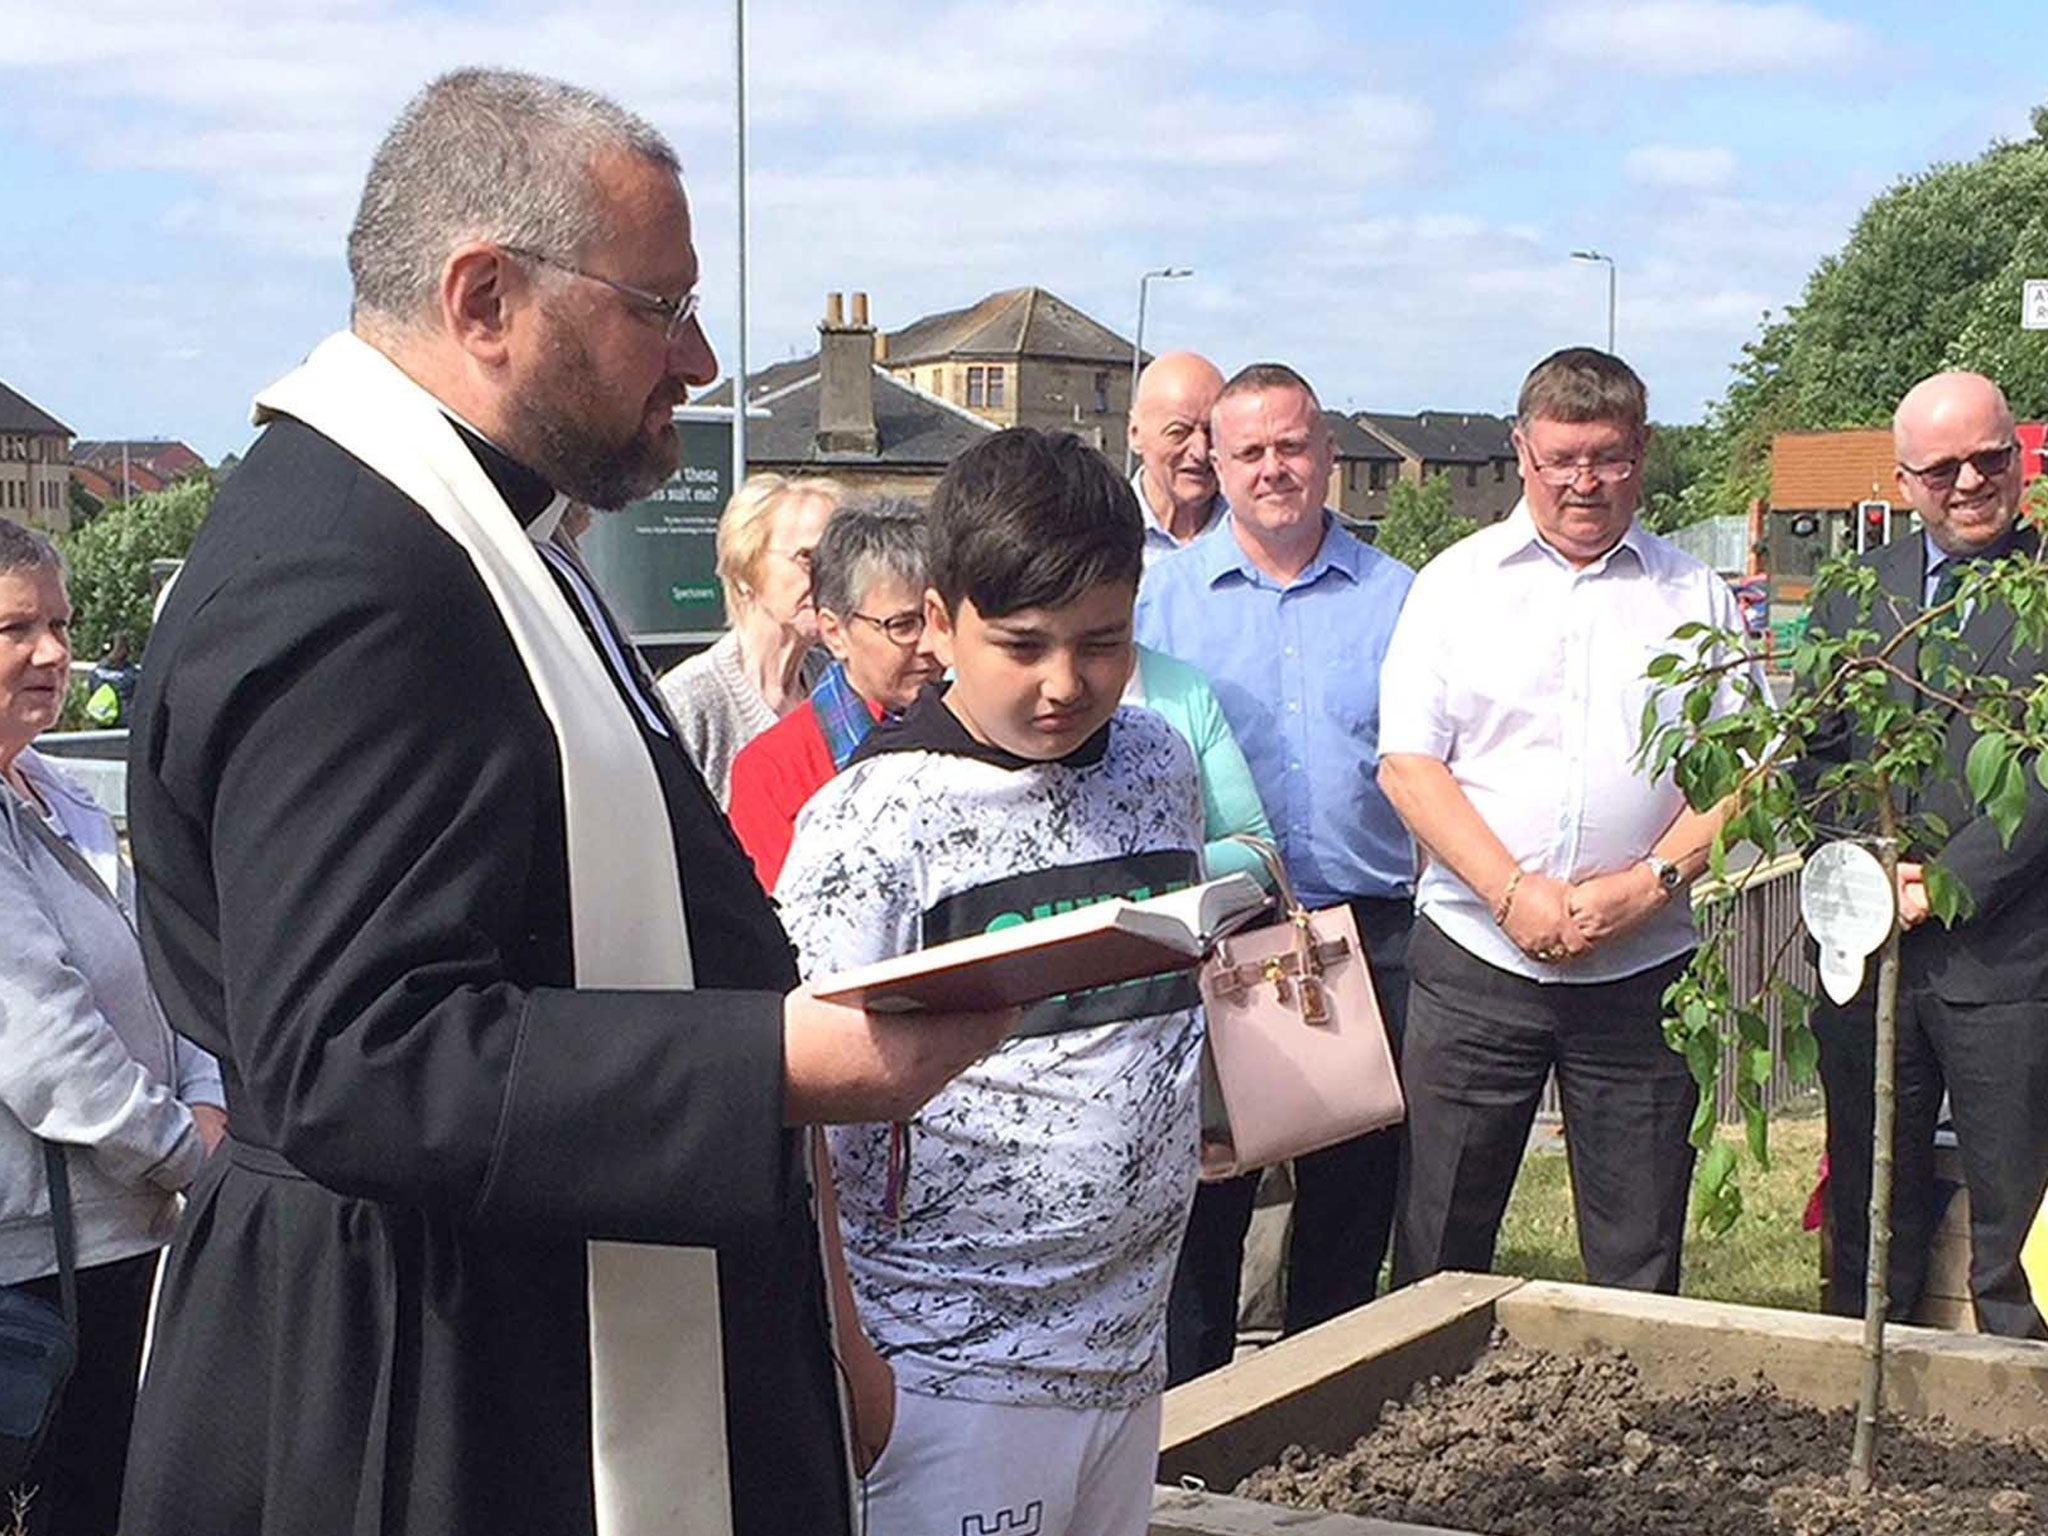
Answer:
[
  {"xmin": 348, "ymin": 68, "xmax": 681, "ymax": 329},
  {"xmin": 811, "ymin": 498, "xmax": 928, "ymax": 618},
  {"xmin": 0, "ymin": 519, "xmax": 65, "ymax": 577}
]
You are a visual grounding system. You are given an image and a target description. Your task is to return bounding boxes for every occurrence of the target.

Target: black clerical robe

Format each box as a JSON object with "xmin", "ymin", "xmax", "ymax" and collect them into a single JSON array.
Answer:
[{"xmin": 120, "ymin": 415, "xmax": 850, "ymax": 1535}]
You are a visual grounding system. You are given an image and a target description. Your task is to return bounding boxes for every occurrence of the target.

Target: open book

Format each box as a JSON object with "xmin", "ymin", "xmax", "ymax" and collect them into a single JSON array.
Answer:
[{"xmin": 813, "ymin": 873, "xmax": 1273, "ymax": 1016}]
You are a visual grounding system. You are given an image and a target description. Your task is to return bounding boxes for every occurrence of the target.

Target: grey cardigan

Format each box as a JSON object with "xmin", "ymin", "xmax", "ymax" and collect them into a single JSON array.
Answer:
[
  {"xmin": 0, "ymin": 748, "xmax": 218, "ymax": 1283},
  {"xmin": 657, "ymin": 631, "xmax": 822, "ymax": 808}
]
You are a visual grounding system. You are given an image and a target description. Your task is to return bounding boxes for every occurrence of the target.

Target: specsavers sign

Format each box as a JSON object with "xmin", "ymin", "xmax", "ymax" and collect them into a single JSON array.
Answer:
[{"xmin": 578, "ymin": 407, "xmax": 733, "ymax": 643}]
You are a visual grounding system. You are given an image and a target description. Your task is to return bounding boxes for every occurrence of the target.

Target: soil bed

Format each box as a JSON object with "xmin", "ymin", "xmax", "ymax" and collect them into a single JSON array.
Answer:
[{"xmin": 1236, "ymin": 1331, "xmax": 2048, "ymax": 1536}]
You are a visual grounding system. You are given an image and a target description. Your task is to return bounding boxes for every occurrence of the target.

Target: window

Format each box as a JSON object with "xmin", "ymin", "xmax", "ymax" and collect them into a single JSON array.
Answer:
[
  {"xmin": 1093, "ymin": 371, "xmax": 1110, "ymax": 414},
  {"xmin": 1466, "ymin": 464, "xmax": 1480, "ymax": 489},
  {"xmin": 970, "ymin": 366, "xmax": 1005, "ymax": 408},
  {"xmin": 1495, "ymin": 460, "xmax": 1508, "ymax": 483},
  {"xmin": 1368, "ymin": 461, "xmax": 1389, "ymax": 492}
]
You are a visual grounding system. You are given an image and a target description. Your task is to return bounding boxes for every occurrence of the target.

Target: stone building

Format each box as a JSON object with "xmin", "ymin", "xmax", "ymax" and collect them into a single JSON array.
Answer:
[
  {"xmin": 703, "ymin": 292, "xmax": 997, "ymax": 500},
  {"xmin": 0, "ymin": 379, "xmax": 75, "ymax": 532},
  {"xmin": 874, "ymin": 286, "xmax": 1136, "ymax": 452},
  {"xmin": 1350, "ymin": 410, "xmax": 1522, "ymax": 526}
]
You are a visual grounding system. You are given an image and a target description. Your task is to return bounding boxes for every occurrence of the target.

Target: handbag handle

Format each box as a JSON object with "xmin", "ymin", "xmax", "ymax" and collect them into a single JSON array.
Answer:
[
  {"xmin": 1215, "ymin": 836, "xmax": 1342, "ymax": 1019},
  {"xmin": 1220, "ymin": 834, "xmax": 1307, "ymax": 920},
  {"xmin": 7, "ymin": 784, "xmax": 114, "ymax": 1327},
  {"xmin": 43, "ymin": 1143, "xmax": 75, "ymax": 1327}
]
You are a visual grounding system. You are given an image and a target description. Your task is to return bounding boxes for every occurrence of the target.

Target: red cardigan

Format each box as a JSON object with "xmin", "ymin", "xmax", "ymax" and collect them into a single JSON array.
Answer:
[{"xmin": 726, "ymin": 699, "xmax": 839, "ymax": 891}]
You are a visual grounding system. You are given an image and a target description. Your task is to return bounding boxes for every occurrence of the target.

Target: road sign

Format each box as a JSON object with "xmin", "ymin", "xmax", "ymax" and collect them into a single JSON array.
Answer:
[
  {"xmin": 2025, "ymin": 278, "xmax": 2048, "ymax": 331},
  {"xmin": 577, "ymin": 408, "xmax": 733, "ymax": 644}
]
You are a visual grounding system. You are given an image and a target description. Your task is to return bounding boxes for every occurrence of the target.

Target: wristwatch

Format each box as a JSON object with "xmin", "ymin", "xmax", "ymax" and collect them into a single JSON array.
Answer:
[{"xmin": 1644, "ymin": 854, "xmax": 1684, "ymax": 896}]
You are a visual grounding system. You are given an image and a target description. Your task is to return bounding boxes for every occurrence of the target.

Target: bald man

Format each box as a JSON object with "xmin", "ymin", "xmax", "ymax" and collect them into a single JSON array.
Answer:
[
  {"xmin": 1129, "ymin": 350, "xmax": 1227, "ymax": 567},
  {"xmin": 1806, "ymin": 369, "xmax": 2048, "ymax": 1338}
]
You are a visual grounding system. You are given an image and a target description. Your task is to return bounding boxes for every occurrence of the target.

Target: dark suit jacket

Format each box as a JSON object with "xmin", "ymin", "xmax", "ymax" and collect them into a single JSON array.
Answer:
[
  {"xmin": 1806, "ymin": 524, "xmax": 2048, "ymax": 1002},
  {"xmin": 121, "ymin": 417, "xmax": 850, "ymax": 1536}
]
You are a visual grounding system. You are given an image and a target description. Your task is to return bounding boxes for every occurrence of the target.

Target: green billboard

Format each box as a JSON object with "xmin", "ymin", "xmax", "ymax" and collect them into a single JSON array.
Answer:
[{"xmin": 578, "ymin": 407, "xmax": 733, "ymax": 643}]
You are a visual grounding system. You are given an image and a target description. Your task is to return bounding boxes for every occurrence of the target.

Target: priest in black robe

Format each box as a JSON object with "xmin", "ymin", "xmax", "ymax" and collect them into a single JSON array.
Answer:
[{"xmin": 119, "ymin": 68, "xmax": 1005, "ymax": 1536}]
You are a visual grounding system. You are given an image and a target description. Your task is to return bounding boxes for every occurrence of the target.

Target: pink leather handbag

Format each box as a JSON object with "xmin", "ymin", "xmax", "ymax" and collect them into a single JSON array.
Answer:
[{"xmin": 1196, "ymin": 839, "xmax": 1405, "ymax": 1179}]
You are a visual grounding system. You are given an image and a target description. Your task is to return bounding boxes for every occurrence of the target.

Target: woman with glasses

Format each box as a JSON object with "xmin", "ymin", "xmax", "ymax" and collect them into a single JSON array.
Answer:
[
  {"xmin": 728, "ymin": 500, "xmax": 939, "ymax": 890},
  {"xmin": 657, "ymin": 473, "xmax": 843, "ymax": 805}
]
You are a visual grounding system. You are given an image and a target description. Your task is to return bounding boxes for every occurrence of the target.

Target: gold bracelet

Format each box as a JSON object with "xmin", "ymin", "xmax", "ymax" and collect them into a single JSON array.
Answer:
[{"xmin": 1493, "ymin": 868, "xmax": 1525, "ymax": 926}]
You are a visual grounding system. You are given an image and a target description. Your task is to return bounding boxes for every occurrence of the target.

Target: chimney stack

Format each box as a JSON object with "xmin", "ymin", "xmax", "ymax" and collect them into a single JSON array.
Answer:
[{"xmin": 816, "ymin": 289, "xmax": 879, "ymax": 458}]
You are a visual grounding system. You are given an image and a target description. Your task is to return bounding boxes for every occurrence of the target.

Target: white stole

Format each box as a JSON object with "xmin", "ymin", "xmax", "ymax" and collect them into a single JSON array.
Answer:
[{"xmin": 254, "ymin": 331, "xmax": 734, "ymax": 1536}]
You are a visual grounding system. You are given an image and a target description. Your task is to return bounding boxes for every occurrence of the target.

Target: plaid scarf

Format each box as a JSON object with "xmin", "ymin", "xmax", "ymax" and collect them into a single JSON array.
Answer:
[{"xmin": 810, "ymin": 659, "xmax": 883, "ymax": 770}]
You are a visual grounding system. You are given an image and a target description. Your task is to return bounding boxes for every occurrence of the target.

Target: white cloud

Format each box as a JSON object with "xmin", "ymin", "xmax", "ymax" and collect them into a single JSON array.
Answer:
[
  {"xmin": 1549, "ymin": 0, "xmax": 1866, "ymax": 72},
  {"xmin": 0, "ymin": 0, "xmax": 1894, "ymax": 454},
  {"xmin": 1625, "ymin": 144, "xmax": 1739, "ymax": 189},
  {"xmin": 1484, "ymin": 0, "xmax": 1871, "ymax": 109}
]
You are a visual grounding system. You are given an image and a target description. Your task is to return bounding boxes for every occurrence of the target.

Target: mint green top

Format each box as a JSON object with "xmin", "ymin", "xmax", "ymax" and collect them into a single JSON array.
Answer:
[{"xmin": 1130, "ymin": 645, "xmax": 1277, "ymax": 886}]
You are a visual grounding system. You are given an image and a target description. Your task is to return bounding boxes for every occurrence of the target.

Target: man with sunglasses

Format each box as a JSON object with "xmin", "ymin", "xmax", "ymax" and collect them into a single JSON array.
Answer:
[
  {"xmin": 1805, "ymin": 369, "xmax": 2048, "ymax": 1338},
  {"xmin": 118, "ymin": 70, "xmax": 1013, "ymax": 1536},
  {"xmin": 1379, "ymin": 347, "xmax": 1750, "ymax": 1294}
]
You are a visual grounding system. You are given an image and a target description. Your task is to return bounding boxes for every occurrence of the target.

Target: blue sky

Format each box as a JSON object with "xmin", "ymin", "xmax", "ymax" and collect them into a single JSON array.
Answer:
[{"xmin": 1, "ymin": 0, "xmax": 2043, "ymax": 460}]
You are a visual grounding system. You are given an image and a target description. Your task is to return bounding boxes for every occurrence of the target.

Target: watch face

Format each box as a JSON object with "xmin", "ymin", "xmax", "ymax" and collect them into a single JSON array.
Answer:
[{"xmin": 1657, "ymin": 860, "xmax": 1683, "ymax": 889}]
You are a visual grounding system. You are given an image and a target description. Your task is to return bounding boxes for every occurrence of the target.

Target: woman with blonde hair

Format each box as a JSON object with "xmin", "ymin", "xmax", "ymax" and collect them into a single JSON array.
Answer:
[{"xmin": 658, "ymin": 472, "xmax": 842, "ymax": 805}]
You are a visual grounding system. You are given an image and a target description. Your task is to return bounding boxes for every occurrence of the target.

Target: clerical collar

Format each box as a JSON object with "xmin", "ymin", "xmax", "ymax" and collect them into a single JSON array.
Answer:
[
  {"xmin": 445, "ymin": 416, "xmax": 566, "ymax": 535},
  {"xmin": 851, "ymin": 682, "xmax": 1113, "ymax": 771}
]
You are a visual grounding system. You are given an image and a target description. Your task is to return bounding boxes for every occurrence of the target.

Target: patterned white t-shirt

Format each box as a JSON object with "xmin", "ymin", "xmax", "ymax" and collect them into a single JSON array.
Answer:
[{"xmin": 777, "ymin": 698, "xmax": 1205, "ymax": 1409}]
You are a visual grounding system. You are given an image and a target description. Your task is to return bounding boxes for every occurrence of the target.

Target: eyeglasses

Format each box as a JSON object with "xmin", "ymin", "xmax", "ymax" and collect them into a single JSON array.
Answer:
[
  {"xmin": 1898, "ymin": 443, "xmax": 2018, "ymax": 492},
  {"xmin": 502, "ymin": 245, "xmax": 701, "ymax": 342},
  {"xmin": 1527, "ymin": 456, "xmax": 1639, "ymax": 489},
  {"xmin": 849, "ymin": 609, "xmax": 926, "ymax": 644}
]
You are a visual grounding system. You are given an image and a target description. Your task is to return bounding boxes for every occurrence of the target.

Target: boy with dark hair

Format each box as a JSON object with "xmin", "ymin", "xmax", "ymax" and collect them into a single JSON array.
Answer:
[{"xmin": 778, "ymin": 428, "xmax": 1205, "ymax": 1536}]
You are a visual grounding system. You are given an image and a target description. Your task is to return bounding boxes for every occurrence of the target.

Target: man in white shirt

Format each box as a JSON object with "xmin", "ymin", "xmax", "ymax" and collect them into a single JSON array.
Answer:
[
  {"xmin": 1129, "ymin": 351, "xmax": 1227, "ymax": 568},
  {"xmin": 1377, "ymin": 348, "xmax": 1744, "ymax": 1293}
]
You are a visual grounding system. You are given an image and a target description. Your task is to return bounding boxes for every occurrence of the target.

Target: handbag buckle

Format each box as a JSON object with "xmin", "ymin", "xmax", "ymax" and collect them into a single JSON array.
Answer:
[
  {"xmin": 1259, "ymin": 956, "xmax": 1293, "ymax": 1006},
  {"xmin": 1212, "ymin": 935, "xmax": 1353, "ymax": 1021}
]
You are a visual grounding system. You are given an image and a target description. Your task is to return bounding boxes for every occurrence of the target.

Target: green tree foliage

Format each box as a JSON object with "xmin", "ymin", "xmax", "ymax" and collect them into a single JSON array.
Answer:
[
  {"xmin": 1646, "ymin": 542, "xmax": 2048, "ymax": 1487},
  {"xmin": 1640, "ymin": 421, "xmax": 1718, "ymax": 532},
  {"xmin": 59, "ymin": 475, "xmax": 213, "ymax": 657},
  {"xmin": 1695, "ymin": 109, "xmax": 2048, "ymax": 517},
  {"xmin": 1373, "ymin": 473, "xmax": 1473, "ymax": 569}
]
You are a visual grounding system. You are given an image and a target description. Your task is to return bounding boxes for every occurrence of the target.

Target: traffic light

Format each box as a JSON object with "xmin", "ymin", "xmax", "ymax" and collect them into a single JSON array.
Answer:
[{"xmin": 1855, "ymin": 500, "xmax": 1890, "ymax": 550}]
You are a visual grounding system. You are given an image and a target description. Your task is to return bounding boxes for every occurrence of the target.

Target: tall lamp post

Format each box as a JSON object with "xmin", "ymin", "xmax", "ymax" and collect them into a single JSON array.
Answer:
[
  {"xmin": 1571, "ymin": 249, "xmax": 1617, "ymax": 354},
  {"xmin": 732, "ymin": 0, "xmax": 750, "ymax": 485},
  {"xmin": 1126, "ymin": 266, "xmax": 1192, "ymax": 473}
]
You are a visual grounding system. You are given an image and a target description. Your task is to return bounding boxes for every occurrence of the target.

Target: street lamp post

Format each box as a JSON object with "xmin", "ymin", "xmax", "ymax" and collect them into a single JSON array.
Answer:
[
  {"xmin": 732, "ymin": 0, "xmax": 750, "ymax": 484},
  {"xmin": 1571, "ymin": 249, "xmax": 1617, "ymax": 354},
  {"xmin": 1126, "ymin": 266, "xmax": 1192, "ymax": 473}
]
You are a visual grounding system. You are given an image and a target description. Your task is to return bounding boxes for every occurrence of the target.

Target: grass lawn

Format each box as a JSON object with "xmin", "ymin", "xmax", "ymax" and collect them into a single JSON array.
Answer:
[{"xmin": 1495, "ymin": 1097, "xmax": 1828, "ymax": 1313}]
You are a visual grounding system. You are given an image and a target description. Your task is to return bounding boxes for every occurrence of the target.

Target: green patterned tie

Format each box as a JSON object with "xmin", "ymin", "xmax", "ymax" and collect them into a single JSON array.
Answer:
[{"xmin": 1926, "ymin": 560, "xmax": 1967, "ymax": 646}]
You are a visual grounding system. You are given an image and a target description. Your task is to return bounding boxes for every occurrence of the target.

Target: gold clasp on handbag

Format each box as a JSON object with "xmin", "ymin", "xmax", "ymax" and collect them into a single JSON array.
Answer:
[
  {"xmin": 1259, "ymin": 955, "xmax": 1293, "ymax": 1006},
  {"xmin": 1212, "ymin": 933, "xmax": 1353, "ymax": 1023}
]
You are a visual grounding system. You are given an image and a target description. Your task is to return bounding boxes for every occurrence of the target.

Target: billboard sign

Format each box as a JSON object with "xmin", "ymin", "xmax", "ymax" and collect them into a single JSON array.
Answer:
[{"xmin": 577, "ymin": 407, "xmax": 733, "ymax": 643}]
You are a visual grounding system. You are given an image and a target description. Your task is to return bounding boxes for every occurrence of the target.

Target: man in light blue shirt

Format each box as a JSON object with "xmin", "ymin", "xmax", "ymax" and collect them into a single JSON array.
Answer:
[
  {"xmin": 1129, "ymin": 351, "xmax": 1229, "ymax": 570},
  {"xmin": 1136, "ymin": 362, "xmax": 1416, "ymax": 1381}
]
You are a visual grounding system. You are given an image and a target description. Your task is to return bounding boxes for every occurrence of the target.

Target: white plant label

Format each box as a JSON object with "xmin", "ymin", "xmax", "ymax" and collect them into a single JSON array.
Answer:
[{"xmin": 1799, "ymin": 841, "xmax": 1897, "ymax": 1005}]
